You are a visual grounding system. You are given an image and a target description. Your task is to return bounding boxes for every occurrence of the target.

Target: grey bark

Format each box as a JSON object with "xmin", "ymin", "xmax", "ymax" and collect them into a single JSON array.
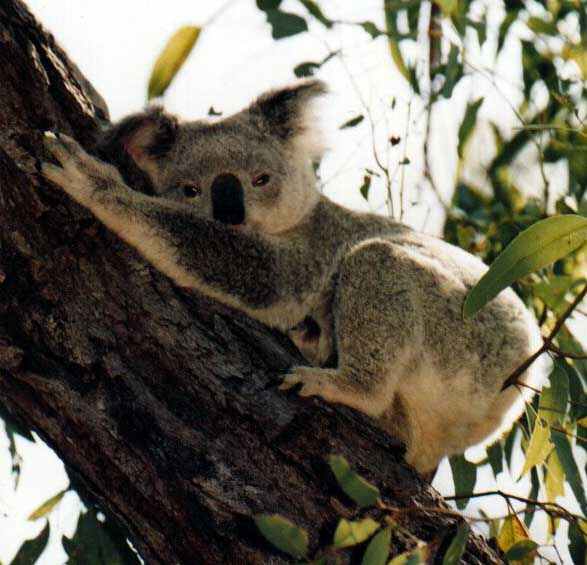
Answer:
[{"xmin": 0, "ymin": 1, "xmax": 504, "ymax": 563}]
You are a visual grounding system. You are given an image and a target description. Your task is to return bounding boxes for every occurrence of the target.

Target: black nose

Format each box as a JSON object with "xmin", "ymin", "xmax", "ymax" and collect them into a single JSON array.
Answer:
[{"xmin": 211, "ymin": 173, "xmax": 245, "ymax": 225}]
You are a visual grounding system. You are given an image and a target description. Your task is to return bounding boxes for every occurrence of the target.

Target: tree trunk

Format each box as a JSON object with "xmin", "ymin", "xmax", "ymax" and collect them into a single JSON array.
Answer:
[{"xmin": 0, "ymin": 1, "xmax": 503, "ymax": 563}]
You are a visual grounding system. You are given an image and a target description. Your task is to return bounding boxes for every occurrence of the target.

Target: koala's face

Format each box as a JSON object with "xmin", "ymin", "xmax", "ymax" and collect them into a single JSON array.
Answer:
[{"xmin": 101, "ymin": 80, "xmax": 327, "ymax": 235}]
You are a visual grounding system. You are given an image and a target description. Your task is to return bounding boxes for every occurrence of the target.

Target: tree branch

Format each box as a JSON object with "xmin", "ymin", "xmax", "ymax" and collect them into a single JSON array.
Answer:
[{"xmin": 0, "ymin": 1, "xmax": 504, "ymax": 563}]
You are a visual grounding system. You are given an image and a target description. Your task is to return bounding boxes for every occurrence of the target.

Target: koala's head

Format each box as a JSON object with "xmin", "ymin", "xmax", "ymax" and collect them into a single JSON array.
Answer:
[{"xmin": 98, "ymin": 79, "xmax": 327, "ymax": 234}]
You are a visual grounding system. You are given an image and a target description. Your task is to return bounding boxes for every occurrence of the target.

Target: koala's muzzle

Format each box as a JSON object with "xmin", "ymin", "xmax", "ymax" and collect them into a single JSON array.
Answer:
[{"xmin": 211, "ymin": 173, "xmax": 245, "ymax": 225}]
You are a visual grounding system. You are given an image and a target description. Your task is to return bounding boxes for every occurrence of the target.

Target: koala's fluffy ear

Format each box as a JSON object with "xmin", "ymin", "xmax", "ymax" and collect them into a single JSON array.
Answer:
[
  {"xmin": 96, "ymin": 107, "xmax": 178, "ymax": 194},
  {"xmin": 248, "ymin": 79, "xmax": 327, "ymax": 154}
]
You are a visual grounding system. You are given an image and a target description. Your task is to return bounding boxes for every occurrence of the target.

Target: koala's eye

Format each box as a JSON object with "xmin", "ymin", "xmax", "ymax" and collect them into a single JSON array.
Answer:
[
  {"xmin": 252, "ymin": 173, "xmax": 270, "ymax": 187},
  {"xmin": 180, "ymin": 183, "xmax": 201, "ymax": 198}
]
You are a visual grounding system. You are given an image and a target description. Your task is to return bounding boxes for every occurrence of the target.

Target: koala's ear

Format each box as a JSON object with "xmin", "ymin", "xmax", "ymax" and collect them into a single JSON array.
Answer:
[
  {"xmin": 248, "ymin": 79, "xmax": 328, "ymax": 144},
  {"xmin": 96, "ymin": 107, "xmax": 178, "ymax": 192}
]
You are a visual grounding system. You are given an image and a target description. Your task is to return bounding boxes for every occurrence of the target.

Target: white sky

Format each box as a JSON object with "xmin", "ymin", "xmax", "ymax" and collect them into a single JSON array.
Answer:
[{"xmin": 0, "ymin": 1, "xmax": 584, "ymax": 563}]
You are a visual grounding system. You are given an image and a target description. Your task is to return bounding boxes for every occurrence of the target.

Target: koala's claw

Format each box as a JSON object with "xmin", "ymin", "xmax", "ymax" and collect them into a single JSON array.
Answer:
[
  {"xmin": 41, "ymin": 132, "xmax": 123, "ymax": 205},
  {"xmin": 279, "ymin": 367, "xmax": 334, "ymax": 399}
]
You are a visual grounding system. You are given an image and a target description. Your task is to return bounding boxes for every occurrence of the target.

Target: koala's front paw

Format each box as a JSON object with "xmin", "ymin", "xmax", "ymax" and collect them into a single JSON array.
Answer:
[
  {"xmin": 42, "ymin": 132, "xmax": 123, "ymax": 206},
  {"xmin": 279, "ymin": 366, "xmax": 339, "ymax": 399}
]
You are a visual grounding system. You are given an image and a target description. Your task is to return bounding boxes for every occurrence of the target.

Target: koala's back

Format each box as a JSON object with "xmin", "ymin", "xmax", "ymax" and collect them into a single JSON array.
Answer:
[{"xmin": 328, "ymin": 214, "xmax": 545, "ymax": 470}]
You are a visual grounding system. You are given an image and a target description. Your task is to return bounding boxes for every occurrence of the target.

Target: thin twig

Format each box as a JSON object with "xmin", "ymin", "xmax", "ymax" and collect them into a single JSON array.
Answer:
[
  {"xmin": 443, "ymin": 490, "xmax": 584, "ymax": 525},
  {"xmin": 502, "ymin": 282, "xmax": 587, "ymax": 390},
  {"xmin": 512, "ymin": 124, "xmax": 587, "ymax": 139},
  {"xmin": 546, "ymin": 343, "xmax": 587, "ymax": 360}
]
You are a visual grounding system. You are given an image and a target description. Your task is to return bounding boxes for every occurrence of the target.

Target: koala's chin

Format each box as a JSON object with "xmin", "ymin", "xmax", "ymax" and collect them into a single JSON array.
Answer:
[{"xmin": 43, "ymin": 79, "xmax": 545, "ymax": 476}]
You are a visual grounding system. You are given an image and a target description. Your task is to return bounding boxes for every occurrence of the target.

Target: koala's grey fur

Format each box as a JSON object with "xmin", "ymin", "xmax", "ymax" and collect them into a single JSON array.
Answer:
[{"xmin": 42, "ymin": 79, "xmax": 544, "ymax": 474}]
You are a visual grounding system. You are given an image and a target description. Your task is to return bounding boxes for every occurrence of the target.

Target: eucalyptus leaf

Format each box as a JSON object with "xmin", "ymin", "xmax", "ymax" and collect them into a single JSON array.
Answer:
[
  {"xmin": 505, "ymin": 539, "xmax": 538, "ymax": 561},
  {"xmin": 147, "ymin": 26, "xmax": 201, "ymax": 100},
  {"xmin": 552, "ymin": 430, "xmax": 587, "ymax": 515},
  {"xmin": 340, "ymin": 115, "xmax": 364, "ymax": 129},
  {"xmin": 449, "ymin": 454, "xmax": 477, "ymax": 510},
  {"xmin": 328, "ymin": 454, "xmax": 380, "ymax": 507},
  {"xmin": 442, "ymin": 523, "xmax": 470, "ymax": 565},
  {"xmin": 388, "ymin": 546, "xmax": 426, "ymax": 564},
  {"xmin": 28, "ymin": 489, "xmax": 68, "ymax": 521},
  {"xmin": 519, "ymin": 418, "xmax": 553, "ymax": 478},
  {"xmin": 361, "ymin": 526, "xmax": 391, "ymax": 565},
  {"xmin": 458, "ymin": 98, "xmax": 484, "ymax": 158},
  {"xmin": 384, "ymin": 5, "xmax": 410, "ymax": 82},
  {"xmin": 294, "ymin": 61, "xmax": 321, "ymax": 77},
  {"xmin": 441, "ymin": 45, "xmax": 463, "ymax": 98},
  {"xmin": 333, "ymin": 517, "xmax": 380, "ymax": 549},
  {"xmin": 486, "ymin": 441, "xmax": 503, "ymax": 477},
  {"xmin": 63, "ymin": 509, "xmax": 140, "ymax": 565},
  {"xmin": 463, "ymin": 215, "xmax": 587, "ymax": 317},
  {"xmin": 254, "ymin": 514, "xmax": 308, "ymax": 558},
  {"xmin": 360, "ymin": 175, "xmax": 372, "ymax": 201},
  {"xmin": 497, "ymin": 514, "xmax": 530, "ymax": 557},
  {"xmin": 568, "ymin": 522, "xmax": 587, "ymax": 565},
  {"xmin": 11, "ymin": 523, "xmax": 50, "ymax": 565},
  {"xmin": 262, "ymin": 8, "xmax": 308, "ymax": 39},
  {"xmin": 297, "ymin": 0, "xmax": 332, "ymax": 28}
]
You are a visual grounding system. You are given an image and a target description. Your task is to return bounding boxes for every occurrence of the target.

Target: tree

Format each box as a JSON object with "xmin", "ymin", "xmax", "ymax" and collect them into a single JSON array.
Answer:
[{"xmin": 0, "ymin": 1, "xmax": 506, "ymax": 563}]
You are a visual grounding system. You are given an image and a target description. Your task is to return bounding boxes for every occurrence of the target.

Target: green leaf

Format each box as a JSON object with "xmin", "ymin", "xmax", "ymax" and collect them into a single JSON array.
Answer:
[
  {"xmin": 526, "ymin": 17, "xmax": 558, "ymax": 36},
  {"xmin": 388, "ymin": 546, "xmax": 426, "ymax": 564},
  {"xmin": 63, "ymin": 509, "xmax": 141, "ymax": 564},
  {"xmin": 449, "ymin": 454, "xmax": 477, "ymax": 510},
  {"xmin": 254, "ymin": 514, "xmax": 308, "ymax": 558},
  {"xmin": 504, "ymin": 425, "xmax": 519, "ymax": 471},
  {"xmin": 539, "ymin": 361, "xmax": 569, "ymax": 425},
  {"xmin": 520, "ymin": 418, "xmax": 553, "ymax": 478},
  {"xmin": 568, "ymin": 522, "xmax": 587, "ymax": 565},
  {"xmin": 545, "ymin": 450, "xmax": 565, "ymax": 503},
  {"xmin": 340, "ymin": 115, "xmax": 364, "ymax": 129},
  {"xmin": 360, "ymin": 21, "xmax": 383, "ymax": 39},
  {"xmin": 441, "ymin": 45, "xmax": 463, "ymax": 98},
  {"xmin": 467, "ymin": 17, "xmax": 487, "ymax": 46},
  {"xmin": 407, "ymin": 66, "xmax": 421, "ymax": 95},
  {"xmin": 433, "ymin": 0, "xmax": 458, "ymax": 16},
  {"xmin": 442, "ymin": 523, "xmax": 470, "ymax": 565},
  {"xmin": 360, "ymin": 175, "xmax": 372, "ymax": 201},
  {"xmin": 497, "ymin": 514, "xmax": 530, "ymax": 557},
  {"xmin": 486, "ymin": 441, "xmax": 503, "ymax": 477},
  {"xmin": 261, "ymin": 8, "xmax": 308, "ymax": 39},
  {"xmin": 28, "ymin": 489, "xmax": 68, "ymax": 521},
  {"xmin": 297, "ymin": 0, "xmax": 332, "ymax": 28},
  {"xmin": 505, "ymin": 539, "xmax": 538, "ymax": 561},
  {"xmin": 11, "ymin": 523, "xmax": 50, "ymax": 565},
  {"xmin": 328, "ymin": 455, "xmax": 380, "ymax": 507},
  {"xmin": 361, "ymin": 526, "xmax": 391, "ymax": 565},
  {"xmin": 294, "ymin": 61, "xmax": 321, "ymax": 77},
  {"xmin": 463, "ymin": 215, "xmax": 587, "ymax": 317},
  {"xmin": 257, "ymin": 0, "xmax": 281, "ymax": 9},
  {"xmin": 524, "ymin": 467, "xmax": 540, "ymax": 528},
  {"xmin": 147, "ymin": 26, "xmax": 201, "ymax": 100},
  {"xmin": 333, "ymin": 518, "xmax": 380, "ymax": 549},
  {"xmin": 552, "ymin": 430, "xmax": 587, "ymax": 515},
  {"xmin": 384, "ymin": 5, "xmax": 410, "ymax": 82},
  {"xmin": 458, "ymin": 98, "xmax": 484, "ymax": 158},
  {"xmin": 532, "ymin": 276, "xmax": 576, "ymax": 315}
]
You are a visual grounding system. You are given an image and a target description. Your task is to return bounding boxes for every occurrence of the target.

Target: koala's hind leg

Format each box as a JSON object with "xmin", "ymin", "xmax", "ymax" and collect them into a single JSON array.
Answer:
[{"xmin": 280, "ymin": 241, "xmax": 420, "ymax": 446}]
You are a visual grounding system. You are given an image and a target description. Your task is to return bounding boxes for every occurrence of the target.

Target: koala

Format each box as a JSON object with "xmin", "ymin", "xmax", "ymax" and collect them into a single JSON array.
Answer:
[{"xmin": 41, "ymin": 79, "xmax": 544, "ymax": 475}]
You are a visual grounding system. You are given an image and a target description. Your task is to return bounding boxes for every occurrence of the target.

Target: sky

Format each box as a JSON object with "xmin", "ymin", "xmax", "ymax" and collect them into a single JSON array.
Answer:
[{"xmin": 0, "ymin": 1, "xmax": 585, "ymax": 563}]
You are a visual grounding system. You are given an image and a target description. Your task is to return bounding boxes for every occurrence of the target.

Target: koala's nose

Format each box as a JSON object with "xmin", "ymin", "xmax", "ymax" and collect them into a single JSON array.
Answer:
[{"xmin": 211, "ymin": 173, "xmax": 245, "ymax": 225}]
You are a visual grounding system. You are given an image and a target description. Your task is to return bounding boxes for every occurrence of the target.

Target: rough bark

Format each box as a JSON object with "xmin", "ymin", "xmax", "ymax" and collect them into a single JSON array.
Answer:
[{"xmin": 0, "ymin": 1, "xmax": 504, "ymax": 563}]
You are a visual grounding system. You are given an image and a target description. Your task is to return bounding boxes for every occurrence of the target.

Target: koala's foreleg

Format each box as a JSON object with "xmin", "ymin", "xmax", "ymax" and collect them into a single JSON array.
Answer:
[
  {"xmin": 42, "ymin": 134, "xmax": 288, "ymax": 315},
  {"xmin": 280, "ymin": 241, "xmax": 419, "ymax": 446}
]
